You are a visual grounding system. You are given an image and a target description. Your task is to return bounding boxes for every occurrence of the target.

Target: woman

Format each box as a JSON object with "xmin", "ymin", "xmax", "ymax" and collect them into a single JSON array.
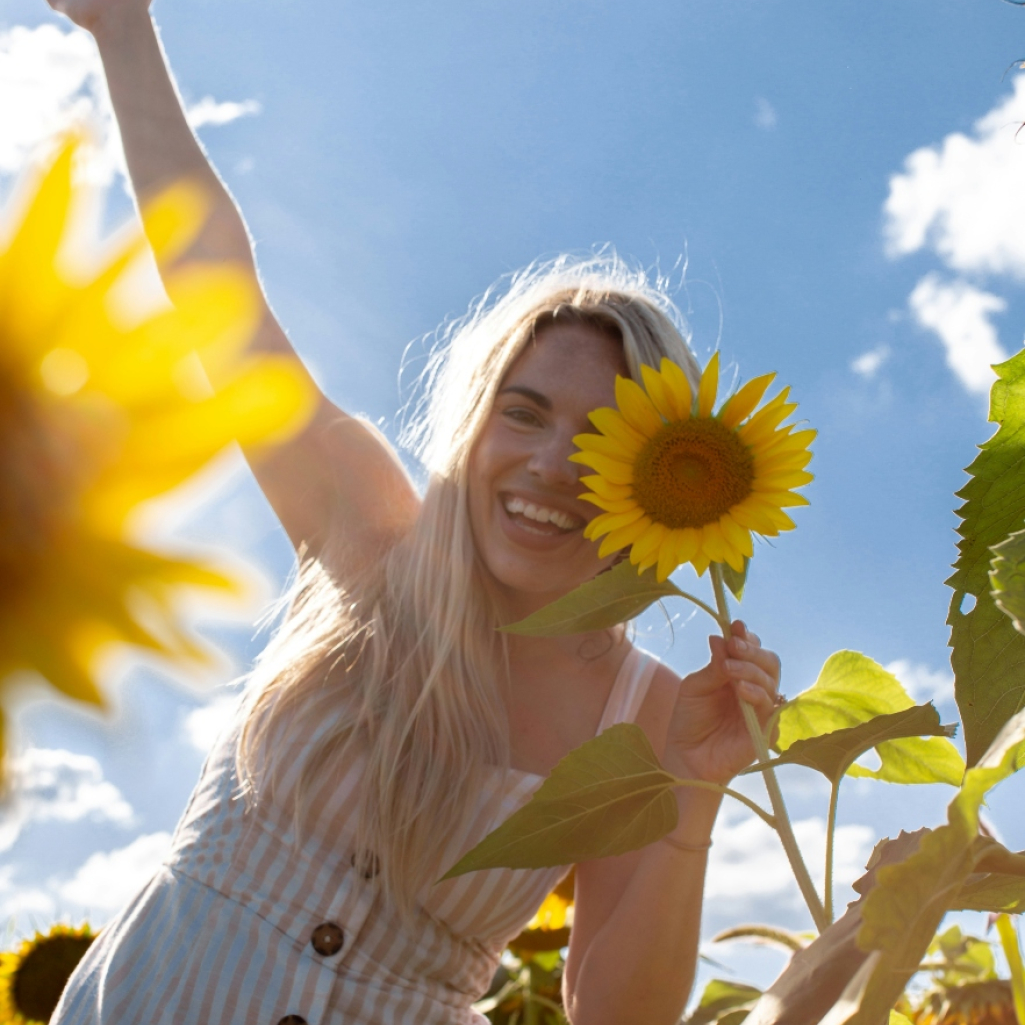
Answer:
[{"xmin": 49, "ymin": 2, "xmax": 782, "ymax": 1023}]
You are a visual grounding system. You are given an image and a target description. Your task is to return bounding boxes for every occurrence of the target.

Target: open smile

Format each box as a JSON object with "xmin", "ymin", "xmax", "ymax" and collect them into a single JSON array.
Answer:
[{"xmin": 500, "ymin": 493, "xmax": 585, "ymax": 537}]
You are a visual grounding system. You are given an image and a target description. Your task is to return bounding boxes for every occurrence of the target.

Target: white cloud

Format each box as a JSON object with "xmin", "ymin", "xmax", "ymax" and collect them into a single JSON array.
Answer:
[
  {"xmin": 186, "ymin": 97, "xmax": 261, "ymax": 129},
  {"xmin": 60, "ymin": 831, "xmax": 172, "ymax": 911},
  {"xmin": 884, "ymin": 76, "xmax": 1025, "ymax": 277},
  {"xmin": 754, "ymin": 97, "xmax": 777, "ymax": 131},
  {"xmin": 850, "ymin": 345, "xmax": 890, "ymax": 379},
  {"xmin": 182, "ymin": 693, "xmax": 239, "ymax": 752},
  {"xmin": 0, "ymin": 748, "xmax": 133, "ymax": 852},
  {"xmin": 707, "ymin": 807, "xmax": 875, "ymax": 909},
  {"xmin": 0, "ymin": 24, "xmax": 259, "ymax": 187},
  {"xmin": 885, "ymin": 659, "xmax": 955, "ymax": 705},
  {"xmin": 908, "ymin": 274, "xmax": 1007, "ymax": 394}
]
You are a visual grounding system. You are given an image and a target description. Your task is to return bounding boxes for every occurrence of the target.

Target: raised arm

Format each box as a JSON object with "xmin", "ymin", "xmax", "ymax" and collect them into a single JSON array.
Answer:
[{"xmin": 48, "ymin": 0, "xmax": 420, "ymax": 563}]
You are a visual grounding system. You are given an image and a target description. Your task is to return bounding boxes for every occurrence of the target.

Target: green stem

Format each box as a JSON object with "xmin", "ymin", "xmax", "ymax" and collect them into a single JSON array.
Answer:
[
  {"xmin": 671, "ymin": 588, "xmax": 722, "ymax": 623},
  {"xmin": 671, "ymin": 777, "xmax": 776, "ymax": 829},
  {"xmin": 824, "ymin": 781, "xmax": 840, "ymax": 925},
  {"xmin": 709, "ymin": 563, "xmax": 828, "ymax": 933}
]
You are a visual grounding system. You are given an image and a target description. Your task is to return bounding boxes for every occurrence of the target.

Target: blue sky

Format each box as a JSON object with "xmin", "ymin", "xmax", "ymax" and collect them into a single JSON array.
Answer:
[{"xmin": 3, "ymin": 0, "xmax": 1025, "ymax": 997}]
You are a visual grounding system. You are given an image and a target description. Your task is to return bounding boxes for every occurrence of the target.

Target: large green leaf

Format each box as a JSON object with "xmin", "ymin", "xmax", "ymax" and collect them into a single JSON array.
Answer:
[
  {"xmin": 722, "ymin": 557, "xmax": 749, "ymax": 602},
  {"xmin": 991, "ymin": 527, "xmax": 1025, "ymax": 635},
  {"xmin": 952, "ymin": 872, "xmax": 1025, "ymax": 914},
  {"xmin": 500, "ymin": 561, "xmax": 684, "ymax": 636},
  {"xmin": 440, "ymin": 723, "xmax": 679, "ymax": 878},
  {"xmin": 747, "ymin": 704, "xmax": 959, "ymax": 785},
  {"xmin": 841, "ymin": 709, "xmax": 1025, "ymax": 1024},
  {"xmin": 778, "ymin": 652, "xmax": 964, "ymax": 785},
  {"xmin": 684, "ymin": 979, "xmax": 762, "ymax": 1025},
  {"xmin": 948, "ymin": 347, "xmax": 1025, "ymax": 766}
]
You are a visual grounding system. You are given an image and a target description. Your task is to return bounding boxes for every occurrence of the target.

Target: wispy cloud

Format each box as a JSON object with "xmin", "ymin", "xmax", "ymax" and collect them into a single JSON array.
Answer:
[
  {"xmin": 850, "ymin": 345, "xmax": 890, "ymax": 379},
  {"xmin": 0, "ymin": 748, "xmax": 133, "ymax": 852},
  {"xmin": 754, "ymin": 97, "xmax": 777, "ymax": 132},
  {"xmin": 707, "ymin": 806, "xmax": 874, "ymax": 910},
  {"xmin": 0, "ymin": 23, "xmax": 260, "ymax": 186},
  {"xmin": 60, "ymin": 831, "xmax": 172, "ymax": 911},
  {"xmin": 882, "ymin": 75, "xmax": 1025, "ymax": 397},
  {"xmin": 907, "ymin": 275, "xmax": 1007, "ymax": 394},
  {"xmin": 885, "ymin": 658, "xmax": 955, "ymax": 705},
  {"xmin": 182, "ymin": 693, "xmax": 239, "ymax": 752}
]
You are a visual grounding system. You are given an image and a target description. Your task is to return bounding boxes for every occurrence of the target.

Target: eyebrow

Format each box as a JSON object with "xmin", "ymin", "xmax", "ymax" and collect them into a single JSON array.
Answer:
[{"xmin": 498, "ymin": 385, "xmax": 552, "ymax": 411}]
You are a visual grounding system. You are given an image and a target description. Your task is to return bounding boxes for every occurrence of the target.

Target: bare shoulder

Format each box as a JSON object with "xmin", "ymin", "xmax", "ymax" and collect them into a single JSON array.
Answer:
[{"xmin": 633, "ymin": 658, "xmax": 682, "ymax": 760}]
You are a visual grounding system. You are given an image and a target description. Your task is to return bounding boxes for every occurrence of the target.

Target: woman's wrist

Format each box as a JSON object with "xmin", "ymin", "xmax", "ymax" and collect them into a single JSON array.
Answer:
[
  {"xmin": 90, "ymin": 3, "xmax": 154, "ymax": 50},
  {"xmin": 660, "ymin": 784, "xmax": 720, "ymax": 852}
]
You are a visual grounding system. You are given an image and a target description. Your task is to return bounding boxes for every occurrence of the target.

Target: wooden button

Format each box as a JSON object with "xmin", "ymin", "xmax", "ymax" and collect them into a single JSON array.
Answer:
[
  {"xmin": 277, "ymin": 1017, "xmax": 307, "ymax": 1025},
  {"xmin": 310, "ymin": 922, "xmax": 345, "ymax": 956},
  {"xmin": 350, "ymin": 850, "xmax": 380, "ymax": 880}
]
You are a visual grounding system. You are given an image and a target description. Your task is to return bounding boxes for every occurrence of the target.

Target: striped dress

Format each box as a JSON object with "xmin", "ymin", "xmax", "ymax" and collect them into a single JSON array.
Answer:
[{"xmin": 54, "ymin": 647, "xmax": 659, "ymax": 1025}]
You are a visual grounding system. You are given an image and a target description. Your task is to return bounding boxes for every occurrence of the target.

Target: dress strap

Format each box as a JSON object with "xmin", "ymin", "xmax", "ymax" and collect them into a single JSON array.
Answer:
[{"xmin": 595, "ymin": 647, "xmax": 660, "ymax": 734}]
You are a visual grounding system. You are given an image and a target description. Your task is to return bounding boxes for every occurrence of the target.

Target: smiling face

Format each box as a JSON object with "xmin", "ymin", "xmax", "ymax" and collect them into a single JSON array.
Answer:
[{"xmin": 467, "ymin": 319, "xmax": 629, "ymax": 616}]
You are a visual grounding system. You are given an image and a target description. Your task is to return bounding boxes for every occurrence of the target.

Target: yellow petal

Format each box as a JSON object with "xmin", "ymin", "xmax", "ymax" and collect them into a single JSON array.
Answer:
[
  {"xmin": 697, "ymin": 352, "xmax": 720, "ymax": 418},
  {"xmin": 585, "ymin": 506, "xmax": 645, "ymax": 541},
  {"xmin": 580, "ymin": 493, "xmax": 639, "ymax": 514},
  {"xmin": 752, "ymin": 470, "xmax": 814, "ymax": 491},
  {"xmin": 729, "ymin": 500, "xmax": 781, "ymax": 536},
  {"xmin": 597, "ymin": 517, "xmax": 650, "ymax": 558},
  {"xmin": 141, "ymin": 181, "xmax": 210, "ymax": 267},
  {"xmin": 615, "ymin": 375, "xmax": 663, "ymax": 436},
  {"xmin": 574, "ymin": 432, "xmax": 635, "ymax": 461},
  {"xmin": 700, "ymin": 522, "xmax": 727, "ymax": 563},
  {"xmin": 719, "ymin": 373, "xmax": 776, "ymax": 428},
  {"xmin": 568, "ymin": 451, "xmax": 634, "ymax": 485},
  {"xmin": 660, "ymin": 358, "xmax": 694, "ymax": 419},
  {"xmin": 588, "ymin": 406, "xmax": 646, "ymax": 450},
  {"xmin": 755, "ymin": 449, "xmax": 813, "ymax": 475},
  {"xmin": 692, "ymin": 553, "xmax": 711, "ymax": 577},
  {"xmin": 656, "ymin": 541, "xmax": 680, "ymax": 582},
  {"xmin": 719, "ymin": 515, "xmax": 754, "ymax": 559},
  {"xmin": 676, "ymin": 528, "xmax": 701, "ymax": 565},
  {"xmin": 629, "ymin": 522, "xmax": 669, "ymax": 565},
  {"xmin": 756, "ymin": 491, "xmax": 811, "ymax": 509},
  {"xmin": 640, "ymin": 364, "xmax": 676, "ymax": 421},
  {"xmin": 579, "ymin": 475, "xmax": 633, "ymax": 501}
]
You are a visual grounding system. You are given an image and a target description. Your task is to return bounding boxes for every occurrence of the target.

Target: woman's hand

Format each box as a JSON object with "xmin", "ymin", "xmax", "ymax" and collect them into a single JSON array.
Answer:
[
  {"xmin": 47, "ymin": 0, "xmax": 150, "ymax": 35},
  {"xmin": 663, "ymin": 620, "xmax": 781, "ymax": 785}
]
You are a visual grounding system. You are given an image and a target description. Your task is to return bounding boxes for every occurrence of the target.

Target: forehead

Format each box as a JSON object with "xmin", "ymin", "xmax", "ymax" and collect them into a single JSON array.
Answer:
[{"xmin": 501, "ymin": 321, "xmax": 628, "ymax": 405}]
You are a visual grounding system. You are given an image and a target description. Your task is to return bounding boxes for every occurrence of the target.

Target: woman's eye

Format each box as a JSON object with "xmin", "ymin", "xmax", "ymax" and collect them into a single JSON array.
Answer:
[{"xmin": 503, "ymin": 407, "xmax": 542, "ymax": 427}]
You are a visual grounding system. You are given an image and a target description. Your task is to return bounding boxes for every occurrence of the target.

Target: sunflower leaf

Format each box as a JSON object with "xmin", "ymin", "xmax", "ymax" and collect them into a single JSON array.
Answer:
[
  {"xmin": 776, "ymin": 651, "xmax": 965, "ymax": 785},
  {"xmin": 721, "ymin": 557, "xmax": 749, "ymax": 601},
  {"xmin": 500, "ymin": 560, "xmax": 683, "ymax": 636},
  {"xmin": 745, "ymin": 704, "xmax": 958, "ymax": 785},
  {"xmin": 948, "ymin": 347, "xmax": 1025, "ymax": 766},
  {"xmin": 953, "ymin": 873, "xmax": 1025, "ymax": 913},
  {"xmin": 991, "ymin": 527, "xmax": 1025, "ymax": 635},
  {"xmin": 439, "ymin": 723, "xmax": 678, "ymax": 878},
  {"xmin": 840, "ymin": 712, "xmax": 1025, "ymax": 1025},
  {"xmin": 683, "ymin": 979, "xmax": 762, "ymax": 1025}
]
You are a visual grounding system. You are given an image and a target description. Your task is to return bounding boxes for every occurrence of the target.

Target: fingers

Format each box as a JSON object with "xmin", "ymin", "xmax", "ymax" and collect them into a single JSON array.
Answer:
[{"xmin": 721, "ymin": 621, "xmax": 781, "ymax": 715}]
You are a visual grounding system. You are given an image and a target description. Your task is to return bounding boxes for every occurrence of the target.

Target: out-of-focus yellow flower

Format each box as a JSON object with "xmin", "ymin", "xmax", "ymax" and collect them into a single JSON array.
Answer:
[
  {"xmin": 0, "ymin": 139, "xmax": 314, "ymax": 762},
  {"xmin": 571, "ymin": 354, "xmax": 814, "ymax": 580},
  {"xmin": 0, "ymin": 922, "xmax": 95, "ymax": 1024}
]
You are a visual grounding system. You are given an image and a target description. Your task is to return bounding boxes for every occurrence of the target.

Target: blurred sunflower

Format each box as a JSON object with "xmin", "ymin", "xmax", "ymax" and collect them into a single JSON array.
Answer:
[
  {"xmin": 507, "ymin": 870, "xmax": 574, "ymax": 957},
  {"xmin": 0, "ymin": 139, "xmax": 314, "ymax": 764},
  {"xmin": 571, "ymin": 353, "xmax": 814, "ymax": 580},
  {"xmin": 0, "ymin": 923, "xmax": 95, "ymax": 1023}
]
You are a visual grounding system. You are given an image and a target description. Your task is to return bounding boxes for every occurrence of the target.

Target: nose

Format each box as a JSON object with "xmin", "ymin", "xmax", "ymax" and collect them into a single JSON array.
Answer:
[{"xmin": 527, "ymin": 429, "xmax": 581, "ymax": 489}]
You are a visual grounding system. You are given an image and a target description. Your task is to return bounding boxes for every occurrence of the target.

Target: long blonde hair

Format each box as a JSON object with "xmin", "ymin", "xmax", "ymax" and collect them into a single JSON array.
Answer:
[{"xmin": 237, "ymin": 254, "xmax": 700, "ymax": 917}]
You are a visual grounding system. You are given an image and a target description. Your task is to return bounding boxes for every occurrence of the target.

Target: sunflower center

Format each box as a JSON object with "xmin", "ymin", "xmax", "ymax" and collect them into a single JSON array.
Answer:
[
  {"xmin": 632, "ymin": 417, "xmax": 755, "ymax": 529},
  {"xmin": 11, "ymin": 932, "xmax": 95, "ymax": 1022}
]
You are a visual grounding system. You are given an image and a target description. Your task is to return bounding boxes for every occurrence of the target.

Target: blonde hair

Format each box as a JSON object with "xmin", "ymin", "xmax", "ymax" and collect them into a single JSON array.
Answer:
[{"xmin": 237, "ymin": 253, "xmax": 700, "ymax": 918}]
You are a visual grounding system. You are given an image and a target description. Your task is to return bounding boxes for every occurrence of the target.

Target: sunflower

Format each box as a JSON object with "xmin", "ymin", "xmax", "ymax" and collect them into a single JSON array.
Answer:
[
  {"xmin": 0, "ymin": 923, "xmax": 95, "ymax": 1023},
  {"xmin": 507, "ymin": 870, "xmax": 574, "ymax": 957},
  {"xmin": 570, "ymin": 353, "xmax": 814, "ymax": 581},
  {"xmin": 0, "ymin": 139, "xmax": 314, "ymax": 764}
]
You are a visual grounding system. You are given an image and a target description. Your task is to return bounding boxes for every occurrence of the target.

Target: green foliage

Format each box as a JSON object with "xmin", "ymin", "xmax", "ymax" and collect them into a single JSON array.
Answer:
[
  {"xmin": 948, "ymin": 348, "xmax": 1025, "ymax": 766},
  {"xmin": 841, "ymin": 711, "xmax": 1025, "ymax": 1024},
  {"xmin": 953, "ymin": 872, "xmax": 1025, "ymax": 914},
  {"xmin": 721, "ymin": 557, "xmax": 749, "ymax": 601},
  {"xmin": 683, "ymin": 979, "xmax": 761, "ymax": 1025},
  {"xmin": 500, "ymin": 561, "xmax": 686, "ymax": 636},
  {"xmin": 749, "ymin": 703, "xmax": 957, "ymax": 785},
  {"xmin": 441, "ymin": 724, "xmax": 679, "ymax": 878},
  {"xmin": 777, "ymin": 652, "xmax": 965, "ymax": 785},
  {"xmin": 992, "ymin": 527, "xmax": 1025, "ymax": 635}
]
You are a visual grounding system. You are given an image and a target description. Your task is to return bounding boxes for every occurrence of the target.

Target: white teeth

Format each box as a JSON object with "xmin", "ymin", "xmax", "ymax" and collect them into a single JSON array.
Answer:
[{"xmin": 503, "ymin": 497, "xmax": 580, "ymax": 531}]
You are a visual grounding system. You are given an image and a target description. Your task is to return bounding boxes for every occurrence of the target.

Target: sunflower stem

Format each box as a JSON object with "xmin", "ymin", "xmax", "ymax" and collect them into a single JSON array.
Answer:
[
  {"xmin": 709, "ymin": 563, "xmax": 828, "ymax": 933},
  {"xmin": 824, "ymin": 780, "xmax": 840, "ymax": 925}
]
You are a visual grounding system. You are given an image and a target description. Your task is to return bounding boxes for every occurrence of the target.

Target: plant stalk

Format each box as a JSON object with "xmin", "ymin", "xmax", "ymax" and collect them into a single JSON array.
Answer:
[
  {"xmin": 709, "ymin": 563, "xmax": 828, "ymax": 933},
  {"xmin": 824, "ymin": 781, "xmax": 840, "ymax": 925}
]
